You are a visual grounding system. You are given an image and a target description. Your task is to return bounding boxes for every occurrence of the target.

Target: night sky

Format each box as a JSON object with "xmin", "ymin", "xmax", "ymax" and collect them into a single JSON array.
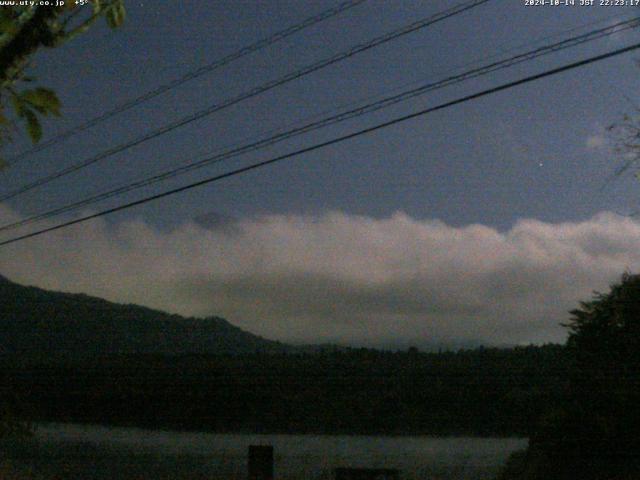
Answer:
[{"xmin": 1, "ymin": 0, "xmax": 640, "ymax": 348}]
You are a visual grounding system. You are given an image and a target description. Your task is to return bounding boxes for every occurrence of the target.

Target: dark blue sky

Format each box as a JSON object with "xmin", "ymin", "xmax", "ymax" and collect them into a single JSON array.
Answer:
[{"xmin": 3, "ymin": 0, "xmax": 639, "ymax": 232}]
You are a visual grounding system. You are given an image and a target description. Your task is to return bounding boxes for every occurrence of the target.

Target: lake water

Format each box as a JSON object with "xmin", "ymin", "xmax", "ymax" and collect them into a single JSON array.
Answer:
[{"xmin": 2, "ymin": 423, "xmax": 527, "ymax": 479}]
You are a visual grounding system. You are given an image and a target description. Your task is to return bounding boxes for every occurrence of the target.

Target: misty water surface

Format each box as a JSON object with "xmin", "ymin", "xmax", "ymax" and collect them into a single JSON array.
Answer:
[{"xmin": 1, "ymin": 423, "xmax": 527, "ymax": 480}]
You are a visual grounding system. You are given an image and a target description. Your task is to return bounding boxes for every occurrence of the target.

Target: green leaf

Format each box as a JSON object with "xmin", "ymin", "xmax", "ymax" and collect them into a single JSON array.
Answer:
[
  {"xmin": 10, "ymin": 94, "xmax": 26, "ymax": 118},
  {"xmin": 105, "ymin": 1, "xmax": 126, "ymax": 28},
  {"xmin": 0, "ymin": 18, "xmax": 18, "ymax": 36},
  {"xmin": 118, "ymin": 4, "xmax": 127, "ymax": 24},
  {"xmin": 105, "ymin": 11, "xmax": 116, "ymax": 28},
  {"xmin": 23, "ymin": 109, "xmax": 42, "ymax": 143},
  {"xmin": 21, "ymin": 88, "xmax": 60, "ymax": 116}
]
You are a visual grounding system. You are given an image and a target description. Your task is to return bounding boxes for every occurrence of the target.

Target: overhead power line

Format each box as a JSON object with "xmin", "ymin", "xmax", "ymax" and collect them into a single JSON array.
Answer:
[
  {"xmin": 1, "ymin": 40, "xmax": 638, "ymax": 248},
  {"xmin": 5, "ymin": 0, "xmax": 367, "ymax": 166},
  {"xmin": 1, "ymin": 16, "xmax": 637, "ymax": 234},
  {"xmin": 0, "ymin": 0, "xmax": 491, "ymax": 203}
]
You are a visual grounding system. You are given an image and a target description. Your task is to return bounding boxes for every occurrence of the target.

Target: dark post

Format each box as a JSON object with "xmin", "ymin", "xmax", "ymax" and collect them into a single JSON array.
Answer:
[
  {"xmin": 248, "ymin": 445, "xmax": 274, "ymax": 480},
  {"xmin": 334, "ymin": 468, "xmax": 399, "ymax": 480}
]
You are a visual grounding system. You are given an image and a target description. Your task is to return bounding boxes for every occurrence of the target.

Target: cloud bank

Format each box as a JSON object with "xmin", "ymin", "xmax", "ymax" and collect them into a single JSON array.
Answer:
[{"xmin": 1, "ymin": 205, "xmax": 639, "ymax": 348}]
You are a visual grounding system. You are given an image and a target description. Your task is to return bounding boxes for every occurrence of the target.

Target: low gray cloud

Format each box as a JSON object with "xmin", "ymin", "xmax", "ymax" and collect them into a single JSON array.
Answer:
[{"xmin": 1, "ymin": 206, "xmax": 639, "ymax": 348}]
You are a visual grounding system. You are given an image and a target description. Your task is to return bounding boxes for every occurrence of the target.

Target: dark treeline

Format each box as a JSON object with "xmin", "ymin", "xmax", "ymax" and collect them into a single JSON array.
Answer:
[
  {"xmin": 0, "ymin": 274, "xmax": 567, "ymax": 437},
  {"xmin": 1, "ymin": 344, "xmax": 566, "ymax": 437}
]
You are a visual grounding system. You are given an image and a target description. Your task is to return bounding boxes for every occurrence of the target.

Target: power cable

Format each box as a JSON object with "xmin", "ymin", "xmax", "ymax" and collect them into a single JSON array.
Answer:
[
  {"xmin": 1, "ymin": 40, "xmax": 638, "ymax": 247},
  {"xmin": 1, "ymin": 16, "xmax": 637, "ymax": 233},
  {"xmin": 0, "ymin": 0, "xmax": 491, "ymax": 202},
  {"xmin": 4, "ymin": 0, "xmax": 368, "ymax": 166}
]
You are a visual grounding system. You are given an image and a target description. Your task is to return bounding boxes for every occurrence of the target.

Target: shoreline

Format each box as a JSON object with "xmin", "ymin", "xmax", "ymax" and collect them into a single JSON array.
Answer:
[{"xmin": 32, "ymin": 420, "xmax": 530, "ymax": 440}]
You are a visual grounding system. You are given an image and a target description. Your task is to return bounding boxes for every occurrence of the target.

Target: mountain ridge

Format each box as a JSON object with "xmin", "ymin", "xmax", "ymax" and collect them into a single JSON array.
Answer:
[{"xmin": 0, "ymin": 274, "xmax": 292, "ymax": 357}]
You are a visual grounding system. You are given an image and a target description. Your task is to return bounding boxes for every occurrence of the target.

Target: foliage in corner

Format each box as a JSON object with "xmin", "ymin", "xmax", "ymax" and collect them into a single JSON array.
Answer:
[
  {"xmin": 0, "ymin": 0, "xmax": 126, "ymax": 167},
  {"xmin": 9, "ymin": 87, "xmax": 61, "ymax": 143},
  {"xmin": 502, "ymin": 273, "xmax": 640, "ymax": 480}
]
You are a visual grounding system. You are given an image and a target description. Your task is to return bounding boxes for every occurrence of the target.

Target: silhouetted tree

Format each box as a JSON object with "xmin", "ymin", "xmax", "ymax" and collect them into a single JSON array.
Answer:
[
  {"xmin": 561, "ymin": 273, "xmax": 640, "ymax": 475},
  {"xmin": 505, "ymin": 273, "xmax": 640, "ymax": 479}
]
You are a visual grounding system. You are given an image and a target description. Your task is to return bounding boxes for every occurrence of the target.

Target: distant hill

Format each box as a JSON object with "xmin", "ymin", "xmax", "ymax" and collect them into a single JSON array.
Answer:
[
  {"xmin": 0, "ymin": 274, "xmax": 291, "ymax": 357},
  {"xmin": 0, "ymin": 275, "xmax": 571, "ymax": 437}
]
